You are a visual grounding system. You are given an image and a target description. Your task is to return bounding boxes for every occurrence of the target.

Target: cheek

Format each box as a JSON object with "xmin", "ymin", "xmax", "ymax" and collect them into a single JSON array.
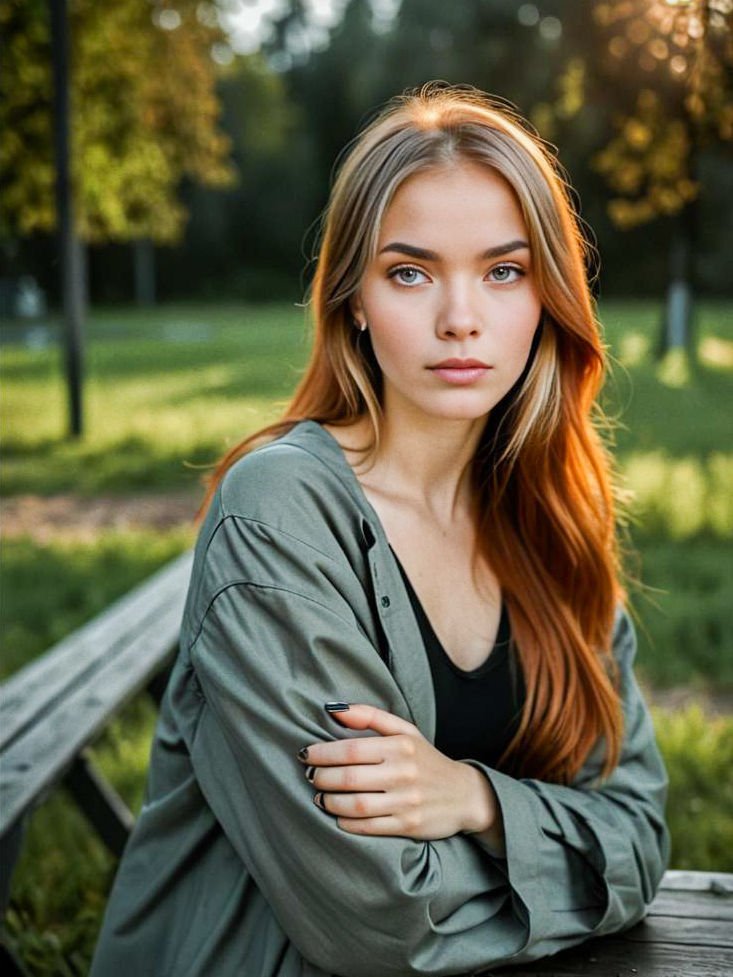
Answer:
[
  {"xmin": 366, "ymin": 301, "xmax": 421, "ymax": 371},
  {"xmin": 494, "ymin": 310, "xmax": 541, "ymax": 375},
  {"xmin": 368, "ymin": 328, "xmax": 413, "ymax": 376}
]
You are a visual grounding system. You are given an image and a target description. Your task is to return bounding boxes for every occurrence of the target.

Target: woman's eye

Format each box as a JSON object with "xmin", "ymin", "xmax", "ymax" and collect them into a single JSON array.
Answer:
[
  {"xmin": 489, "ymin": 264, "xmax": 525, "ymax": 283},
  {"xmin": 387, "ymin": 264, "xmax": 525, "ymax": 286},
  {"xmin": 388, "ymin": 266, "xmax": 428, "ymax": 286}
]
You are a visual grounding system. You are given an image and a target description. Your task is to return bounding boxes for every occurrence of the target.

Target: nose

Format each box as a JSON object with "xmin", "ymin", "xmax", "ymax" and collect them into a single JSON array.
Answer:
[{"xmin": 436, "ymin": 282, "xmax": 482, "ymax": 341}]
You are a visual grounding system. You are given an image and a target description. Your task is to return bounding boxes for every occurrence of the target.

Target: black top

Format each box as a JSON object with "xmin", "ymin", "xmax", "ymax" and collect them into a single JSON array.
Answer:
[{"xmin": 389, "ymin": 545, "xmax": 525, "ymax": 769}]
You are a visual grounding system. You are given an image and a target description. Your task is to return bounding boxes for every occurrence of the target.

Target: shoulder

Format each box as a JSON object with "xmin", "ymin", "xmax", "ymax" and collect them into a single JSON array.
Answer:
[
  {"xmin": 181, "ymin": 434, "xmax": 376, "ymax": 644},
  {"xmin": 208, "ymin": 432, "xmax": 365, "ymax": 562},
  {"xmin": 219, "ymin": 439, "xmax": 330, "ymax": 522}
]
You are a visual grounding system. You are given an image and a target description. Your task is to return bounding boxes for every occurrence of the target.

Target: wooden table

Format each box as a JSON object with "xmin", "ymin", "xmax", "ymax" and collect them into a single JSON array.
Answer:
[{"xmin": 496, "ymin": 870, "xmax": 732, "ymax": 976}]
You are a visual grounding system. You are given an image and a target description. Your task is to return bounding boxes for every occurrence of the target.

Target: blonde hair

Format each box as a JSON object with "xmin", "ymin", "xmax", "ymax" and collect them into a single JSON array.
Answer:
[{"xmin": 199, "ymin": 81, "xmax": 625, "ymax": 784}]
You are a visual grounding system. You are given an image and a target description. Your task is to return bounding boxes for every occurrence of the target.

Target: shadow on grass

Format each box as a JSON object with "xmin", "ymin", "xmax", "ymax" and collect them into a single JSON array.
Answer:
[{"xmin": 1, "ymin": 437, "xmax": 222, "ymax": 496}]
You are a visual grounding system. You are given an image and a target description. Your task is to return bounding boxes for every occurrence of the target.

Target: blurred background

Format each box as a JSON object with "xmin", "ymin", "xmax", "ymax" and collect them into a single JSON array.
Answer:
[{"xmin": 1, "ymin": 1, "xmax": 731, "ymax": 972}]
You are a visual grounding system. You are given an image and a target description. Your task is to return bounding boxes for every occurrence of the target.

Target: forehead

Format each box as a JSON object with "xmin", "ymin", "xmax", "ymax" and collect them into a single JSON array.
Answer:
[{"xmin": 378, "ymin": 161, "xmax": 526, "ymax": 243}]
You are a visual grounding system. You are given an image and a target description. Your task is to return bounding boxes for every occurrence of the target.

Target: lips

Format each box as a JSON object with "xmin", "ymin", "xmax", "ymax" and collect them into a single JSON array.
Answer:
[
  {"xmin": 429, "ymin": 360, "xmax": 491, "ymax": 386},
  {"xmin": 429, "ymin": 358, "xmax": 490, "ymax": 369}
]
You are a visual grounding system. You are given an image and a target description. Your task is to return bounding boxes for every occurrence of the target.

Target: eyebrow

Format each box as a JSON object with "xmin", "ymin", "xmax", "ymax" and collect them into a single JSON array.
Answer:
[{"xmin": 378, "ymin": 240, "xmax": 530, "ymax": 261}]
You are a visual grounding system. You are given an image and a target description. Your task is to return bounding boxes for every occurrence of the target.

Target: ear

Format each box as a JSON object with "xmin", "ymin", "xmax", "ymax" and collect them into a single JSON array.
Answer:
[{"xmin": 349, "ymin": 291, "xmax": 365, "ymax": 324}]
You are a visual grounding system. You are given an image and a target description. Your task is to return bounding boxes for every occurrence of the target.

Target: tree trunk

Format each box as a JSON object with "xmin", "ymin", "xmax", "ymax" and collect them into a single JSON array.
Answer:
[
  {"xmin": 134, "ymin": 238, "xmax": 157, "ymax": 307},
  {"xmin": 657, "ymin": 126, "xmax": 700, "ymax": 360},
  {"xmin": 51, "ymin": 0, "xmax": 84, "ymax": 437},
  {"xmin": 658, "ymin": 220, "xmax": 694, "ymax": 357}
]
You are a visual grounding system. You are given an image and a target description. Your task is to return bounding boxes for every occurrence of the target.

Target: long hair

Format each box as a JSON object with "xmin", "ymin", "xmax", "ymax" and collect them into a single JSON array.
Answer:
[{"xmin": 197, "ymin": 81, "xmax": 627, "ymax": 784}]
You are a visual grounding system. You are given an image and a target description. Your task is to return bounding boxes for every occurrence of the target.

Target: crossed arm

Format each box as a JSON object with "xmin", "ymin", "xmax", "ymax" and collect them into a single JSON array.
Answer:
[{"xmin": 186, "ymin": 519, "xmax": 670, "ymax": 977}]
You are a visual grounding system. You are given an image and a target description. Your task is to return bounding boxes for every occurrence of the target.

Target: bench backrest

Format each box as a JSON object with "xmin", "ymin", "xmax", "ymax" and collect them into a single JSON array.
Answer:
[{"xmin": 0, "ymin": 550, "xmax": 194, "ymax": 835}]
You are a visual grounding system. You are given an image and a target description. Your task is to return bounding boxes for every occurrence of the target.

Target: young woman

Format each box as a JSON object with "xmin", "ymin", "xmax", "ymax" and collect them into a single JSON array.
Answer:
[{"xmin": 90, "ymin": 81, "xmax": 670, "ymax": 977}]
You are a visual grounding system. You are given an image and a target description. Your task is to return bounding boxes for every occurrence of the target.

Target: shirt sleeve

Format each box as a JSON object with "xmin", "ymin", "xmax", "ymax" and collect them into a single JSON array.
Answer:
[{"xmin": 187, "ymin": 513, "xmax": 670, "ymax": 977}]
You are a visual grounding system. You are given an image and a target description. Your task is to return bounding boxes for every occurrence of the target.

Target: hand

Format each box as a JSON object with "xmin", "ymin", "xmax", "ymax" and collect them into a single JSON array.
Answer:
[{"xmin": 297, "ymin": 703, "xmax": 499, "ymax": 841}]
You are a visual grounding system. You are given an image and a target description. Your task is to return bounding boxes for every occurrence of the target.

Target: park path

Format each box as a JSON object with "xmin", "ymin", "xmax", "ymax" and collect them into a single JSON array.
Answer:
[
  {"xmin": 1, "ymin": 491, "xmax": 731, "ymax": 717},
  {"xmin": 1, "ymin": 490, "xmax": 201, "ymax": 542}
]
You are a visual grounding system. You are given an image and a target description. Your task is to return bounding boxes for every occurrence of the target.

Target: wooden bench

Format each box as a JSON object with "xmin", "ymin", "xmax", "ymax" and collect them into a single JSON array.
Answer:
[
  {"xmin": 0, "ymin": 550, "xmax": 194, "ymax": 920},
  {"xmin": 2, "ymin": 551, "xmax": 732, "ymax": 975}
]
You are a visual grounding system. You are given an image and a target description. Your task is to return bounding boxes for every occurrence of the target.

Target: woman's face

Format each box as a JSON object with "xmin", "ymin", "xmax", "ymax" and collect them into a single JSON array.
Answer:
[{"xmin": 350, "ymin": 160, "xmax": 543, "ymax": 423}]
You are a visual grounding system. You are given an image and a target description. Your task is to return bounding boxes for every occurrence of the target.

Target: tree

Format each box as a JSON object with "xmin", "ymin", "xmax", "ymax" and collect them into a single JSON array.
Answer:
[
  {"xmin": 0, "ymin": 0, "xmax": 237, "ymax": 248},
  {"xmin": 537, "ymin": 0, "xmax": 733, "ymax": 355},
  {"xmin": 1, "ymin": 0, "xmax": 238, "ymax": 436}
]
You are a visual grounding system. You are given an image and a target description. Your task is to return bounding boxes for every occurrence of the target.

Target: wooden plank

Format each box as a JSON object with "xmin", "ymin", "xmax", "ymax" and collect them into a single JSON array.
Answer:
[
  {"xmin": 0, "ymin": 596, "xmax": 185, "ymax": 831},
  {"xmin": 0, "ymin": 551, "xmax": 193, "ymax": 751},
  {"xmin": 620, "ymin": 914, "xmax": 733, "ymax": 946},
  {"xmin": 659, "ymin": 869, "xmax": 733, "ymax": 894},
  {"xmin": 649, "ymin": 889, "xmax": 733, "ymax": 921},
  {"xmin": 479, "ymin": 937, "xmax": 733, "ymax": 975}
]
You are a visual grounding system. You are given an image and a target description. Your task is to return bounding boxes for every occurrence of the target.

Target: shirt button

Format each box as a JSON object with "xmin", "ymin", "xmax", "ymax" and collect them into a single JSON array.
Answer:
[{"xmin": 381, "ymin": 595, "xmax": 391, "ymax": 608}]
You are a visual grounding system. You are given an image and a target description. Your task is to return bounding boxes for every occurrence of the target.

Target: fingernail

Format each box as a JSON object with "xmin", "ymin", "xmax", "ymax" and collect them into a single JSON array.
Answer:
[
  {"xmin": 324, "ymin": 702, "xmax": 350, "ymax": 713},
  {"xmin": 313, "ymin": 791, "xmax": 324, "ymax": 810},
  {"xmin": 297, "ymin": 746, "xmax": 309, "ymax": 762},
  {"xmin": 304, "ymin": 765, "xmax": 316, "ymax": 783}
]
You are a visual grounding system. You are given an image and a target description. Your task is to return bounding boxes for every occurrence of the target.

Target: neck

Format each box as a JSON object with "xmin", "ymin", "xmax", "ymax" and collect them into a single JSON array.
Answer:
[{"xmin": 364, "ymin": 401, "xmax": 488, "ymax": 527}]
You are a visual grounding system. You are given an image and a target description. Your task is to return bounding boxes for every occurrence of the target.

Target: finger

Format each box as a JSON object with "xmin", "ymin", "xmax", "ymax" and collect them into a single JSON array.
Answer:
[
  {"xmin": 325, "ymin": 703, "xmax": 418, "ymax": 739},
  {"xmin": 301, "ymin": 735, "xmax": 387, "ymax": 768},
  {"xmin": 308, "ymin": 762, "xmax": 391, "ymax": 793},
  {"xmin": 336, "ymin": 814, "xmax": 415, "ymax": 837},
  {"xmin": 315, "ymin": 790, "xmax": 394, "ymax": 820}
]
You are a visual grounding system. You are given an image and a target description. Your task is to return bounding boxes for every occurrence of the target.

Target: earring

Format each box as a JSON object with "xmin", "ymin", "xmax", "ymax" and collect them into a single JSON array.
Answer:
[{"xmin": 353, "ymin": 318, "xmax": 367, "ymax": 332}]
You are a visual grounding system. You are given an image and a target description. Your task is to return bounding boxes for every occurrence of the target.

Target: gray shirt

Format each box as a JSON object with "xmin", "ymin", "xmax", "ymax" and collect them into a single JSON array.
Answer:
[{"xmin": 90, "ymin": 418, "xmax": 670, "ymax": 977}]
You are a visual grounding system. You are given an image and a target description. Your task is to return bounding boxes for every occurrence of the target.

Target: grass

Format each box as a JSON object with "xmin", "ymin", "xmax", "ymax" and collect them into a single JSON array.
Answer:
[
  {"xmin": 1, "ymin": 298, "xmax": 732, "ymax": 975},
  {"xmin": 2, "ymin": 298, "xmax": 732, "ymax": 689},
  {"xmin": 0, "ymin": 529, "xmax": 194, "ymax": 680},
  {"xmin": 1, "ymin": 304, "xmax": 310, "ymax": 495},
  {"xmin": 3, "ymin": 692, "xmax": 160, "ymax": 976},
  {"xmin": 653, "ymin": 705, "xmax": 733, "ymax": 872}
]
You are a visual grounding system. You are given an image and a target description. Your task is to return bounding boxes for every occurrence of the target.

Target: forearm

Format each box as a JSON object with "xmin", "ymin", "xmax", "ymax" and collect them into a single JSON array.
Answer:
[{"xmin": 457, "ymin": 760, "xmax": 507, "ymax": 856}]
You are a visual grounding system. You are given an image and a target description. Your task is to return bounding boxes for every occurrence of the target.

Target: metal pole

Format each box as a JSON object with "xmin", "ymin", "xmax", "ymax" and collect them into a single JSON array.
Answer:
[{"xmin": 50, "ymin": 0, "xmax": 84, "ymax": 437}]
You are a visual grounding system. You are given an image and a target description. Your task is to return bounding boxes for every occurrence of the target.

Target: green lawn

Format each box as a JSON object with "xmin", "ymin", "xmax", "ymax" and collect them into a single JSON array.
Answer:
[
  {"xmin": 1, "ymin": 303, "xmax": 310, "ymax": 495},
  {"xmin": 1, "ymin": 299, "xmax": 732, "ymax": 975},
  {"xmin": 3, "ymin": 299, "xmax": 732, "ymax": 686}
]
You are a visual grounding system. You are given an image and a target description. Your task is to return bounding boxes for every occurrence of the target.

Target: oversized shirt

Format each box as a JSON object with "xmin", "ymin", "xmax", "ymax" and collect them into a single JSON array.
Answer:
[{"xmin": 89, "ymin": 418, "xmax": 671, "ymax": 977}]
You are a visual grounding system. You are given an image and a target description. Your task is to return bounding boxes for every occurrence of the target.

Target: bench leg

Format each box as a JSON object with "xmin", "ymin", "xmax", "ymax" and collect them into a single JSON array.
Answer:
[
  {"xmin": 0, "ymin": 817, "xmax": 25, "ymax": 913},
  {"xmin": 63, "ymin": 752, "xmax": 134, "ymax": 858}
]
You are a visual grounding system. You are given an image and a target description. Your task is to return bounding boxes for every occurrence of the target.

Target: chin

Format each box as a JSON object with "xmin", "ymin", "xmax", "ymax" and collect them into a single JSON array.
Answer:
[{"xmin": 419, "ymin": 399, "xmax": 493, "ymax": 423}]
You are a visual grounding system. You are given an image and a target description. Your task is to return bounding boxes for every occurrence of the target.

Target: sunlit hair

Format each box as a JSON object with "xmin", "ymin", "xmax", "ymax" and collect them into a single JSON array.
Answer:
[{"xmin": 198, "ymin": 80, "xmax": 627, "ymax": 784}]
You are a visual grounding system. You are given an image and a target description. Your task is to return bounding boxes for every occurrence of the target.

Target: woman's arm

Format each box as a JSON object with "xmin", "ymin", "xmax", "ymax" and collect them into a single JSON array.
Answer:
[{"xmin": 184, "ymin": 510, "xmax": 669, "ymax": 977}]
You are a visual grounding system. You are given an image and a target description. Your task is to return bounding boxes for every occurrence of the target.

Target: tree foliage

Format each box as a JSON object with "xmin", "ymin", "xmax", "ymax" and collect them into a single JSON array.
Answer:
[
  {"xmin": 539, "ymin": 0, "xmax": 733, "ymax": 229},
  {"xmin": 0, "ymin": 0, "xmax": 237, "ymax": 244}
]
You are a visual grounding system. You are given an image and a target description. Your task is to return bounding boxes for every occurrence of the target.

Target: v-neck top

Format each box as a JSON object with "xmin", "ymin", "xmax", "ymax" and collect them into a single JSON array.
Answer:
[{"xmin": 389, "ymin": 544, "xmax": 526, "ymax": 769}]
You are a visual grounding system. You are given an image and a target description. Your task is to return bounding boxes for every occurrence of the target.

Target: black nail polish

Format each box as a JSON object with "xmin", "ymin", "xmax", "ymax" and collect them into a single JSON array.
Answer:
[
  {"xmin": 297, "ymin": 746, "xmax": 309, "ymax": 762},
  {"xmin": 324, "ymin": 702, "xmax": 350, "ymax": 713},
  {"xmin": 313, "ymin": 791, "xmax": 325, "ymax": 810},
  {"xmin": 305, "ymin": 765, "xmax": 316, "ymax": 783}
]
